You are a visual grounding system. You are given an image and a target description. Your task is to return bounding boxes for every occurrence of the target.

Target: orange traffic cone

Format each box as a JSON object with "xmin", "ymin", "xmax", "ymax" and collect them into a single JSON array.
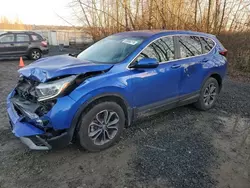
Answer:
[{"xmin": 19, "ymin": 57, "xmax": 25, "ymax": 67}]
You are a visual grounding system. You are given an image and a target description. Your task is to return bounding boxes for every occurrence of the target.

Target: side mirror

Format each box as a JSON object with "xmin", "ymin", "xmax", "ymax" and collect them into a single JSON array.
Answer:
[{"xmin": 130, "ymin": 58, "xmax": 159, "ymax": 68}]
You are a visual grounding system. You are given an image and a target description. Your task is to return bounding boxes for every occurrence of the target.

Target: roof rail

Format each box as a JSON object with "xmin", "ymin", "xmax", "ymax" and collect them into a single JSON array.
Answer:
[{"xmin": 5, "ymin": 31, "xmax": 37, "ymax": 34}]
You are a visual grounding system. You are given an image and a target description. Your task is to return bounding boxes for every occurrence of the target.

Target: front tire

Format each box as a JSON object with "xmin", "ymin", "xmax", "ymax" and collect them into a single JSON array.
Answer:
[
  {"xmin": 77, "ymin": 101, "xmax": 125, "ymax": 152},
  {"xmin": 194, "ymin": 77, "xmax": 219, "ymax": 111}
]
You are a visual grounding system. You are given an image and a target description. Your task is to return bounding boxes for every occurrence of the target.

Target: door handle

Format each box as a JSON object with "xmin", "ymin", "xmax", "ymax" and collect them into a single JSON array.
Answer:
[
  {"xmin": 171, "ymin": 64, "xmax": 181, "ymax": 69},
  {"xmin": 10, "ymin": 43, "xmax": 14, "ymax": 46}
]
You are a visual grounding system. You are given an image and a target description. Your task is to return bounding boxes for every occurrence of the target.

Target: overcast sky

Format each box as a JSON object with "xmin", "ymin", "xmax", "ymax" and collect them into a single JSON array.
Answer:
[{"xmin": 0, "ymin": 0, "xmax": 73, "ymax": 25}]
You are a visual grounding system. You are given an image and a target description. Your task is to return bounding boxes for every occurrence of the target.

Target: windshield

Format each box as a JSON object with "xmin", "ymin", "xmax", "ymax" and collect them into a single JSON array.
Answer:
[{"xmin": 77, "ymin": 35, "xmax": 144, "ymax": 64}]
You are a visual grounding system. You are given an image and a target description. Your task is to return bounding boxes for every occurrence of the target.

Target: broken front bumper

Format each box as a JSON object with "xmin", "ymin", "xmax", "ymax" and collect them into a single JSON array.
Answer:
[
  {"xmin": 8, "ymin": 102, "xmax": 51, "ymax": 150},
  {"xmin": 7, "ymin": 90, "xmax": 76, "ymax": 150}
]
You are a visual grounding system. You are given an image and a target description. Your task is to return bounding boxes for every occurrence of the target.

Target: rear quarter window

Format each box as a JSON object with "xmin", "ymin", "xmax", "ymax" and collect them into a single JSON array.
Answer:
[
  {"xmin": 200, "ymin": 37, "xmax": 215, "ymax": 53},
  {"xmin": 31, "ymin": 34, "xmax": 43, "ymax": 41}
]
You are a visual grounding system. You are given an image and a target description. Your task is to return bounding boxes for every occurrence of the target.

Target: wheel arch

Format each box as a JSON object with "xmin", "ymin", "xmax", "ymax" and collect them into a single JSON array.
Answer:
[
  {"xmin": 68, "ymin": 93, "xmax": 133, "ymax": 142},
  {"xmin": 28, "ymin": 47, "xmax": 42, "ymax": 54},
  {"xmin": 209, "ymin": 73, "xmax": 222, "ymax": 91},
  {"xmin": 202, "ymin": 72, "xmax": 223, "ymax": 92}
]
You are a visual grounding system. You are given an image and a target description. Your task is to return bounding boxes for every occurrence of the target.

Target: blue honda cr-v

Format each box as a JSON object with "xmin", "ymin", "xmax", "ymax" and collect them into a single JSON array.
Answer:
[{"xmin": 7, "ymin": 30, "xmax": 227, "ymax": 151}]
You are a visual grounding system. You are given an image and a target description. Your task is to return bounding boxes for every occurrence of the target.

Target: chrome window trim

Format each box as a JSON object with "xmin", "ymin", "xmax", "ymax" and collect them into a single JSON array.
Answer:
[{"xmin": 127, "ymin": 34, "xmax": 216, "ymax": 69}]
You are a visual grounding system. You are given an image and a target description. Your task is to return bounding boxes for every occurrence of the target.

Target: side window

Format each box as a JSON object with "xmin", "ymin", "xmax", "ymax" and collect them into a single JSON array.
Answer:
[
  {"xmin": 16, "ymin": 34, "xmax": 30, "ymax": 42},
  {"xmin": 177, "ymin": 36, "xmax": 202, "ymax": 58},
  {"xmin": 137, "ymin": 36, "xmax": 175, "ymax": 62},
  {"xmin": 200, "ymin": 37, "xmax": 215, "ymax": 53},
  {"xmin": 31, "ymin": 34, "xmax": 42, "ymax": 41},
  {"xmin": 156, "ymin": 37, "xmax": 175, "ymax": 61},
  {"xmin": 0, "ymin": 34, "xmax": 14, "ymax": 43}
]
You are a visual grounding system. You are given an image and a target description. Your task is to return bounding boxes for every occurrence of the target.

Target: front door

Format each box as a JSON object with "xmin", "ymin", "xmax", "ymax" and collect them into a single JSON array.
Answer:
[
  {"xmin": 0, "ymin": 34, "xmax": 16, "ymax": 56},
  {"xmin": 130, "ymin": 36, "xmax": 181, "ymax": 109}
]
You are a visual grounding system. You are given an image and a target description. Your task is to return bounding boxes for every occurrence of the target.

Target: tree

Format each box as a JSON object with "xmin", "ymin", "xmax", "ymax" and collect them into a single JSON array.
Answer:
[{"xmin": 68, "ymin": 0, "xmax": 250, "ymax": 40}]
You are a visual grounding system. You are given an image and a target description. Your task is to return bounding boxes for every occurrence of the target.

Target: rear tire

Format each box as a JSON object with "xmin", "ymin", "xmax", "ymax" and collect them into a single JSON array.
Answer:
[
  {"xmin": 77, "ymin": 101, "xmax": 125, "ymax": 152},
  {"xmin": 194, "ymin": 77, "xmax": 219, "ymax": 111},
  {"xmin": 29, "ymin": 49, "xmax": 42, "ymax": 60}
]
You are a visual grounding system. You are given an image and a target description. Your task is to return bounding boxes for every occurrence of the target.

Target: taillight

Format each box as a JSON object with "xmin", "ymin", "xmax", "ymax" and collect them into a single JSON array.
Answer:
[
  {"xmin": 219, "ymin": 49, "xmax": 228, "ymax": 57},
  {"xmin": 41, "ymin": 41, "xmax": 47, "ymax": 47}
]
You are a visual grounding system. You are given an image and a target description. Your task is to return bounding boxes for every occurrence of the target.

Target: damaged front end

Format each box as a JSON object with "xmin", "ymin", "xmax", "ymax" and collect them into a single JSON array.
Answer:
[
  {"xmin": 13, "ymin": 76, "xmax": 56, "ymax": 119},
  {"xmin": 7, "ymin": 76, "xmax": 70, "ymax": 150},
  {"xmin": 7, "ymin": 55, "xmax": 114, "ymax": 150},
  {"xmin": 7, "ymin": 71, "xmax": 105, "ymax": 150}
]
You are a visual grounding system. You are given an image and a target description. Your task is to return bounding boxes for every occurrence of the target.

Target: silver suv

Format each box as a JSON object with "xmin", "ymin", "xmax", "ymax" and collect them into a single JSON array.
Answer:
[{"xmin": 0, "ymin": 31, "xmax": 49, "ymax": 60}]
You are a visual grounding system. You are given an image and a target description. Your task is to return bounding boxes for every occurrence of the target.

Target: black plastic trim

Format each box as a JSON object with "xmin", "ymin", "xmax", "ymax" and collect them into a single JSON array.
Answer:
[{"xmin": 134, "ymin": 91, "xmax": 200, "ymax": 119}]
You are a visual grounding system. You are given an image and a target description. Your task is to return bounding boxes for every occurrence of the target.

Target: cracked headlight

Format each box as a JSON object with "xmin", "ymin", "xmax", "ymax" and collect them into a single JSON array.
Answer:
[{"xmin": 36, "ymin": 75, "xmax": 76, "ymax": 101}]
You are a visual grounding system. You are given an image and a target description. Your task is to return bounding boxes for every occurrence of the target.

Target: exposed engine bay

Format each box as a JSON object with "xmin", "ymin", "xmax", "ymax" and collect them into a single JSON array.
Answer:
[
  {"xmin": 12, "ymin": 76, "xmax": 56, "ymax": 118},
  {"xmin": 11, "ymin": 71, "xmax": 105, "ymax": 120}
]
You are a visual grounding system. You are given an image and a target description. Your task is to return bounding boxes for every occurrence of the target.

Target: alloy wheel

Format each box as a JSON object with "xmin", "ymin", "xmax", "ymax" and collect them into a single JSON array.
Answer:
[
  {"xmin": 31, "ymin": 50, "xmax": 41, "ymax": 59},
  {"xmin": 88, "ymin": 110, "xmax": 119, "ymax": 145},
  {"xmin": 203, "ymin": 83, "xmax": 217, "ymax": 106}
]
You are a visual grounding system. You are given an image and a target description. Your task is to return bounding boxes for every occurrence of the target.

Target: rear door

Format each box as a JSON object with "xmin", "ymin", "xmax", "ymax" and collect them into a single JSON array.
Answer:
[
  {"xmin": 174, "ymin": 35, "xmax": 207, "ymax": 96},
  {"xmin": 0, "ymin": 34, "xmax": 16, "ymax": 56},
  {"xmin": 14, "ymin": 33, "xmax": 31, "ymax": 55}
]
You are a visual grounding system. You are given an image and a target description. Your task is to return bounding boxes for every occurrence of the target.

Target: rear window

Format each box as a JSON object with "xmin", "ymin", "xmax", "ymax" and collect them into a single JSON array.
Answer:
[
  {"xmin": 31, "ymin": 34, "xmax": 43, "ymax": 41},
  {"xmin": 200, "ymin": 37, "xmax": 215, "ymax": 53}
]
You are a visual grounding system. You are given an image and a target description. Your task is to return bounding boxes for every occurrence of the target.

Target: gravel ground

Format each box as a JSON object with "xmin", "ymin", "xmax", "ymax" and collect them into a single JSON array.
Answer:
[{"xmin": 0, "ymin": 54, "xmax": 249, "ymax": 188}]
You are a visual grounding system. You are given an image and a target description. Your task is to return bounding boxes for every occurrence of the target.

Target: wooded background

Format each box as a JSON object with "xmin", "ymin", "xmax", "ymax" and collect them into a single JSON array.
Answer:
[
  {"xmin": 69, "ymin": 0, "xmax": 250, "ymax": 38},
  {"xmin": 69, "ymin": 0, "xmax": 250, "ymax": 74},
  {"xmin": 1, "ymin": 0, "xmax": 250, "ymax": 74}
]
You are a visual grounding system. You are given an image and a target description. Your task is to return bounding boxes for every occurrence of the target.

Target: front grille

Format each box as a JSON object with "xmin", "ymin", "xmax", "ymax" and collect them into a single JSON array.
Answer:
[
  {"xmin": 13, "ymin": 105, "xmax": 23, "ymax": 117},
  {"xmin": 15, "ymin": 77, "xmax": 39, "ymax": 102},
  {"xmin": 12, "ymin": 77, "xmax": 56, "ymax": 118}
]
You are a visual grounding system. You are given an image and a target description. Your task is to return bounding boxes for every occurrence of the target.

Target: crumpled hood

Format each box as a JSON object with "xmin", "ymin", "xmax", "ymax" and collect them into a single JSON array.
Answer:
[{"xmin": 18, "ymin": 55, "xmax": 113, "ymax": 82}]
